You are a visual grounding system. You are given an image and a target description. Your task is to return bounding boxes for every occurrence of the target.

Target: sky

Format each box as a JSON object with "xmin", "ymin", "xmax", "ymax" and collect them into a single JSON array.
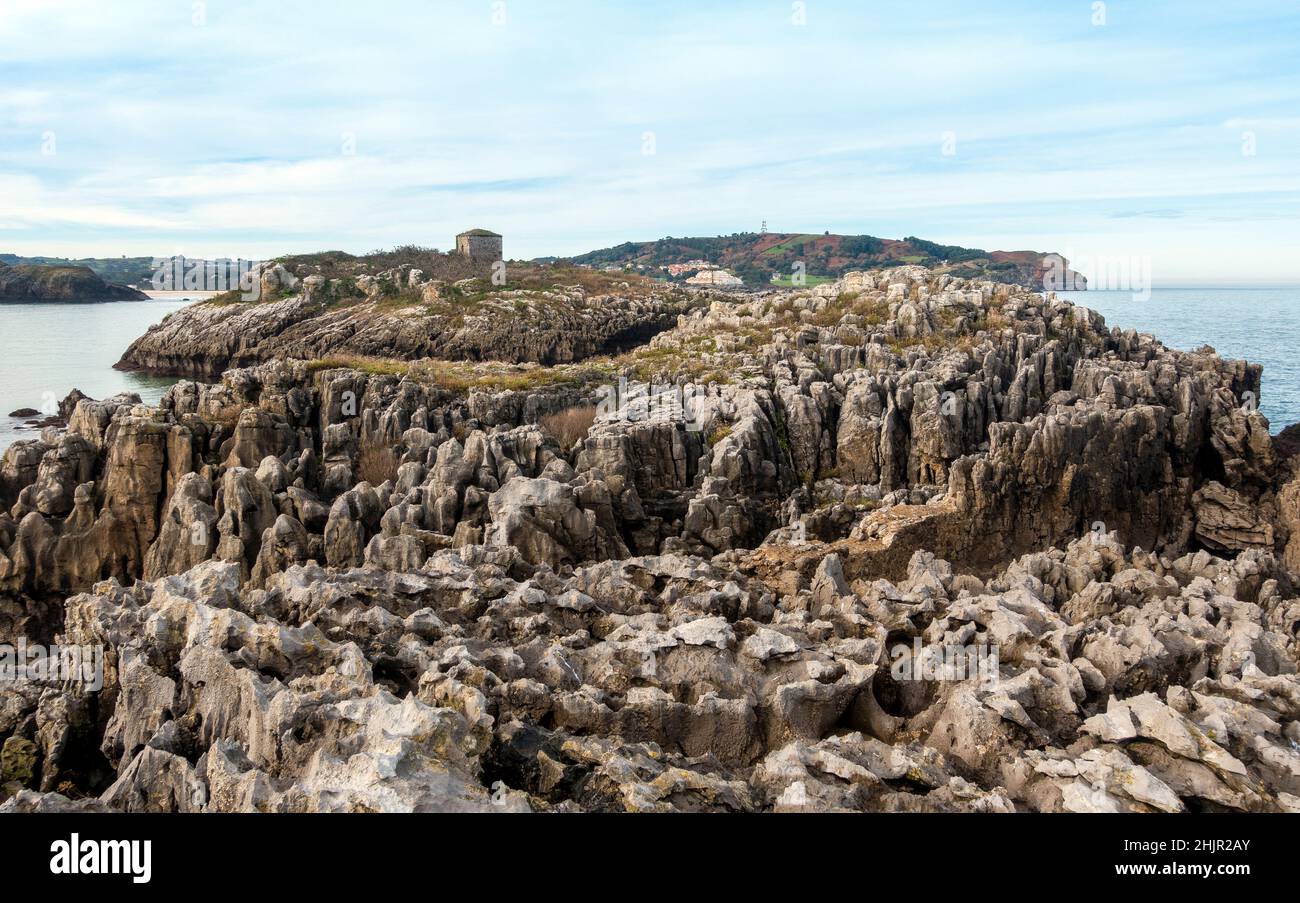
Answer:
[{"xmin": 1, "ymin": 0, "xmax": 1298, "ymax": 286}]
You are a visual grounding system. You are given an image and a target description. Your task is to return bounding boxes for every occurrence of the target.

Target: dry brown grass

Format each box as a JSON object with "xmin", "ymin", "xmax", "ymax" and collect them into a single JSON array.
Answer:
[
  {"xmin": 307, "ymin": 354, "xmax": 410, "ymax": 377},
  {"xmin": 539, "ymin": 405, "xmax": 598, "ymax": 450},
  {"xmin": 502, "ymin": 263, "xmax": 665, "ymax": 298},
  {"xmin": 303, "ymin": 355, "xmax": 617, "ymax": 394},
  {"xmin": 808, "ymin": 292, "xmax": 890, "ymax": 328},
  {"xmin": 277, "ymin": 246, "xmax": 484, "ymax": 283},
  {"xmin": 356, "ymin": 443, "xmax": 401, "ymax": 485}
]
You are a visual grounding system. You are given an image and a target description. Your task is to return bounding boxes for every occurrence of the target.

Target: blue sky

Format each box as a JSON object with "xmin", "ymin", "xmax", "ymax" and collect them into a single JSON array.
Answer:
[{"xmin": 1, "ymin": 0, "xmax": 1298, "ymax": 284}]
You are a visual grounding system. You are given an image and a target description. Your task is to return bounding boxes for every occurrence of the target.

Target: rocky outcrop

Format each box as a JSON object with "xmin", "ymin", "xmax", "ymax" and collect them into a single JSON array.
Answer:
[
  {"xmin": 0, "ymin": 261, "xmax": 147, "ymax": 302},
  {"xmin": 116, "ymin": 265, "xmax": 709, "ymax": 378},
  {"xmin": 3, "ymin": 264, "xmax": 1298, "ymax": 813},
  {"xmin": 4, "ymin": 529, "xmax": 1297, "ymax": 813}
]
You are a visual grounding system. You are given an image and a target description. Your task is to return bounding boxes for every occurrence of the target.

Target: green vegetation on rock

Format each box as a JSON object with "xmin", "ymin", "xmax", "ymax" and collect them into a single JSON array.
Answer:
[{"xmin": 565, "ymin": 231, "xmax": 1081, "ymax": 289}]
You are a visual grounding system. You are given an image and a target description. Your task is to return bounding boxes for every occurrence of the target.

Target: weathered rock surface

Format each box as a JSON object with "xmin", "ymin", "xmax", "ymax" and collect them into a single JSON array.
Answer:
[
  {"xmin": 4, "ymin": 530, "xmax": 1296, "ymax": 813},
  {"xmin": 116, "ymin": 265, "xmax": 709, "ymax": 378},
  {"xmin": 4, "ymin": 264, "xmax": 1298, "ymax": 813}
]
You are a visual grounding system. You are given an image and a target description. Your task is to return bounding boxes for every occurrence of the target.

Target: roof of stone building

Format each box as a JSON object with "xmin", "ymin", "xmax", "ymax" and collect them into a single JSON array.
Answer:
[{"xmin": 457, "ymin": 229, "xmax": 501, "ymax": 238}]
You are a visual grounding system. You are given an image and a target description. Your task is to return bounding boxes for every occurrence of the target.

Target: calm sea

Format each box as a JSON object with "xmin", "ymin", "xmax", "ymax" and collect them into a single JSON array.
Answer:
[
  {"xmin": 0, "ymin": 288, "xmax": 1296, "ymax": 452},
  {"xmin": 1060, "ymin": 288, "xmax": 1300, "ymax": 433},
  {"xmin": 0, "ymin": 297, "xmax": 194, "ymax": 450}
]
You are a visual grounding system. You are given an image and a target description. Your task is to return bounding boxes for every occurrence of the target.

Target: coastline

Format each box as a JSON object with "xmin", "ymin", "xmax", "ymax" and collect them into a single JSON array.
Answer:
[{"xmin": 0, "ymin": 297, "xmax": 193, "ymax": 450}]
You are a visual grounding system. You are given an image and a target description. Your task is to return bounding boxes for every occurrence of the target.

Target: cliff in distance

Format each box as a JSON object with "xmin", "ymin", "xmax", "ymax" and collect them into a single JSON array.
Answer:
[
  {"xmin": 3, "ymin": 265, "xmax": 1299, "ymax": 814},
  {"xmin": 0, "ymin": 253, "xmax": 160, "ymax": 288},
  {"xmin": 0, "ymin": 260, "xmax": 148, "ymax": 302}
]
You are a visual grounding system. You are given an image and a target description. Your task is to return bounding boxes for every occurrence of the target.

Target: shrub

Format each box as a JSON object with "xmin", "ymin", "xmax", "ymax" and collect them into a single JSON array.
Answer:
[
  {"xmin": 306, "ymin": 354, "xmax": 410, "ymax": 377},
  {"xmin": 707, "ymin": 423, "xmax": 733, "ymax": 446},
  {"xmin": 356, "ymin": 444, "xmax": 401, "ymax": 485},
  {"xmin": 539, "ymin": 405, "xmax": 597, "ymax": 450}
]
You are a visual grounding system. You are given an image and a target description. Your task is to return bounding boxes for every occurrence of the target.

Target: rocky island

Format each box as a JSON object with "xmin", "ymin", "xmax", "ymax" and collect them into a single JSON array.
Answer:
[
  {"xmin": 116, "ymin": 258, "xmax": 707, "ymax": 380},
  {"xmin": 3, "ymin": 263, "xmax": 1298, "ymax": 813},
  {"xmin": 0, "ymin": 260, "xmax": 148, "ymax": 303}
]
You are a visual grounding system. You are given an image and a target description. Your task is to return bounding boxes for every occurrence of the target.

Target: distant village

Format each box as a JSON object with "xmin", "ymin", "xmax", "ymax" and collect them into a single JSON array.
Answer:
[{"xmin": 578, "ymin": 258, "xmax": 746, "ymax": 288}]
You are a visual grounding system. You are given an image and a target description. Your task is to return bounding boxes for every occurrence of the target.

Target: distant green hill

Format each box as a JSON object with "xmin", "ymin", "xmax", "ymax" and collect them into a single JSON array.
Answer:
[
  {"xmin": 565, "ymin": 232, "xmax": 1085, "ymax": 289},
  {"xmin": 1, "ymin": 250, "xmax": 478, "ymax": 290},
  {"xmin": 0, "ymin": 254, "xmax": 267, "ymax": 292},
  {"xmin": 4, "ymin": 233, "xmax": 1087, "ymax": 295},
  {"xmin": 0, "ymin": 260, "xmax": 148, "ymax": 302},
  {"xmin": 0, "ymin": 253, "xmax": 158, "ymax": 287}
]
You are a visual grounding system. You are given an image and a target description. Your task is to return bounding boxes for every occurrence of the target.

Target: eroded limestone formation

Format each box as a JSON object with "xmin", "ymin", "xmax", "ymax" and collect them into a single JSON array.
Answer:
[{"xmin": 3, "ymin": 265, "xmax": 1298, "ymax": 812}]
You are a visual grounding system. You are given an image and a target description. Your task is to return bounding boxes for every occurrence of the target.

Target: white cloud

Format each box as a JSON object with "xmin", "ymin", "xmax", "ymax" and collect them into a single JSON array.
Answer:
[
  {"xmin": 0, "ymin": 174, "xmax": 185, "ymax": 230},
  {"xmin": 1223, "ymin": 117, "xmax": 1300, "ymax": 130},
  {"xmin": 0, "ymin": 0, "xmax": 1297, "ymax": 282}
]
